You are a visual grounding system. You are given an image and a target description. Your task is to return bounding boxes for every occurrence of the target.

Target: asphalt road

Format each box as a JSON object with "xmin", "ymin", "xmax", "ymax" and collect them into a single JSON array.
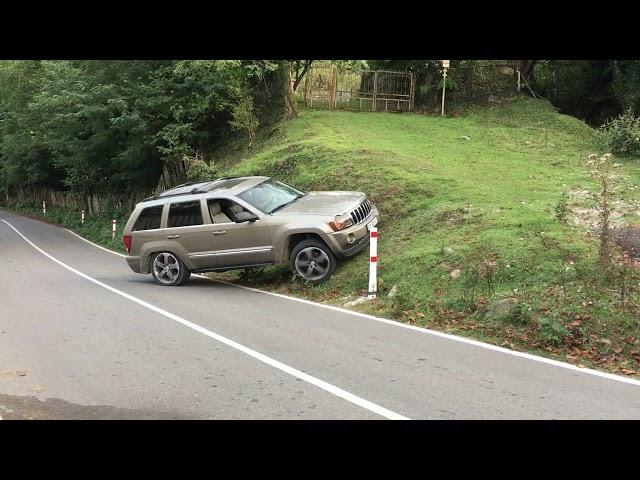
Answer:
[{"xmin": 1, "ymin": 210, "xmax": 639, "ymax": 419}]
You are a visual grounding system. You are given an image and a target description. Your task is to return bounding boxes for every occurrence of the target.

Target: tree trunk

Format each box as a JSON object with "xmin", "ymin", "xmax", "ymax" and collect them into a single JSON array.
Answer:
[{"xmin": 283, "ymin": 62, "xmax": 298, "ymax": 119}]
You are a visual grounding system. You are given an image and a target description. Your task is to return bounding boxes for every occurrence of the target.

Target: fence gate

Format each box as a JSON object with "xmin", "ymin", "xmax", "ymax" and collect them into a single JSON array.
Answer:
[{"xmin": 303, "ymin": 66, "xmax": 415, "ymax": 112}]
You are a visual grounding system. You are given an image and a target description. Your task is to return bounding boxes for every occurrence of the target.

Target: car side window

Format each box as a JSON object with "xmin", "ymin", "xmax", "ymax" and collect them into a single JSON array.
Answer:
[
  {"xmin": 207, "ymin": 199, "xmax": 250, "ymax": 223},
  {"xmin": 167, "ymin": 201, "xmax": 204, "ymax": 228},
  {"xmin": 133, "ymin": 205, "xmax": 163, "ymax": 231}
]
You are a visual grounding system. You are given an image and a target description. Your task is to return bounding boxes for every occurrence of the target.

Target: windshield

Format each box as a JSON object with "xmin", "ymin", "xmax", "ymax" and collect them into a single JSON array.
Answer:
[{"xmin": 238, "ymin": 179, "xmax": 306, "ymax": 214}]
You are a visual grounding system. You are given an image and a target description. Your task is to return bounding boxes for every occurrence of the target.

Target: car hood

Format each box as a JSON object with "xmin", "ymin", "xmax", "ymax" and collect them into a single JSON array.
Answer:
[{"xmin": 274, "ymin": 191, "xmax": 366, "ymax": 215}]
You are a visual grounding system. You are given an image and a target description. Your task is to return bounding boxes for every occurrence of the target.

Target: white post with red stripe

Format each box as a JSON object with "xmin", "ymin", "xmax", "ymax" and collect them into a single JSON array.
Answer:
[
  {"xmin": 368, "ymin": 227, "xmax": 378, "ymax": 299},
  {"xmin": 112, "ymin": 219, "xmax": 116, "ymax": 240},
  {"xmin": 42, "ymin": 201, "xmax": 46, "ymax": 214}
]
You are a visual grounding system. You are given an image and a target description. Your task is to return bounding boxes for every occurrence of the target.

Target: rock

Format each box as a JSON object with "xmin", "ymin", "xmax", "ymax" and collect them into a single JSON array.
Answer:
[
  {"xmin": 387, "ymin": 285, "xmax": 399, "ymax": 298},
  {"xmin": 449, "ymin": 269, "xmax": 461, "ymax": 280},
  {"xmin": 487, "ymin": 298, "xmax": 518, "ymax": 317},
  {"xmin": 345, "ymin": 296, "xmax": 372, "ymax": 307}
]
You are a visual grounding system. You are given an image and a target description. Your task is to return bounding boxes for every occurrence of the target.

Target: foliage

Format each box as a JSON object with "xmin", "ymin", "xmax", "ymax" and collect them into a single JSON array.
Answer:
[
  {"xmin": 587, "ymin": 153, "xmax": 620, "ymax": 267},
  {"xmin": 0, "ymin": 60, "xmax": 289, "ymax": 197},
  {"xmin": 598, "ymin": 110, "xmax": 640, "ymax": 156},
  {"xmin": 532, "ymin": 60, "xmax": 640, "ymax": 126},
  {"xmin": 185, "ymin": 159, "xmax": 219, "ymax": 182},
  {"xmin": 554, "ymin": 191, "xmax": 569, "ymax": 224},
  {"xmin": 229, "ymin": 92, "xmax": 259, "ymax": 145},
  {"xmin": 538, "ymin": 316, "xmax": 570, "ymax": 345}
]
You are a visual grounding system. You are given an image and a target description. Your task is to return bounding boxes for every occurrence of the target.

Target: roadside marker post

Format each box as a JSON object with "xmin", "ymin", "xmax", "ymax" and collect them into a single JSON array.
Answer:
[
  {"xmin": 112, "ymin": 219, "xmax": 116, "ymax": 240},
  {"xmin": 42, "ymin": 201, "xmax": 46, "ymax": 214},
  {"xmin": 368, "ymin": 227, "xmax": 377, "ymax": 299},
  {"xmin": 81, "ymin": 210, "xmax": 85, "ymax": 224}
]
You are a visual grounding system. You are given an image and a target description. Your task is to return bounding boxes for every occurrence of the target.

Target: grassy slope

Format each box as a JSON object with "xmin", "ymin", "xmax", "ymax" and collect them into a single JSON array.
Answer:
[{"xmin": 214, "ymin": 98, "xmax": 640, "ymax": 375}]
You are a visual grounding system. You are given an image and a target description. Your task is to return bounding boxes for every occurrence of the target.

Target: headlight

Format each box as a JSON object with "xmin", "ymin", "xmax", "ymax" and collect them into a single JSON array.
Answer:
[{"xmin": 329, "ymin": 214, "xmax": 353, "ymax": 231}]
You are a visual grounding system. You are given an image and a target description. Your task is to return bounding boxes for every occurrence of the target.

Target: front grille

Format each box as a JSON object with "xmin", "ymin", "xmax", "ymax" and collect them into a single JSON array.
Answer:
[{"xmin": 349, "ymin": 199, "xmax": 372, "ymax": 225}]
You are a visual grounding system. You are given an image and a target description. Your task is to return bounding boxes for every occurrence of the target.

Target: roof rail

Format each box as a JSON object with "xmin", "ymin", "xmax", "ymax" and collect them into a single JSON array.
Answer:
[{"xmin": 141, "ymin": 187, "xmax": 207, "ymax": 203}]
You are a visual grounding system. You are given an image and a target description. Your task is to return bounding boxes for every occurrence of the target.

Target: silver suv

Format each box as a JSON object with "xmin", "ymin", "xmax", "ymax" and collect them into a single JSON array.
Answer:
[{"xmin": 122, "ymin": 176, "xmax": 379, "ymax": 286}]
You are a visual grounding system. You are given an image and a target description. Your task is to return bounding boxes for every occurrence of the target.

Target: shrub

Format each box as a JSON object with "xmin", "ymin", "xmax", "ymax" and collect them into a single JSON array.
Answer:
[
  {"xmin": 554, "ymin": 191, "xmax": 569, "ymax": 224},
  {"xmin": 186, "ymin": 159, "xmax": 219, "ymax": 182},
  {"xmin": 229, "ymin": 93, "xmax": 259, "ymax": 146},
  {"xmin": 598, "ymin": 110, "xmax": 640, "ymax": 156}
]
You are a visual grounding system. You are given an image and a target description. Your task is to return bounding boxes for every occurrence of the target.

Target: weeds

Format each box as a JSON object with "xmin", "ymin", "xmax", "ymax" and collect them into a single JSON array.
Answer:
[
  {"xmin": 539, "ymin": 316, "xmax": 570, "ymax": 345},
  {"xmin": 554, "ymin": 191, "xmax": 569, "ymax": 224}
]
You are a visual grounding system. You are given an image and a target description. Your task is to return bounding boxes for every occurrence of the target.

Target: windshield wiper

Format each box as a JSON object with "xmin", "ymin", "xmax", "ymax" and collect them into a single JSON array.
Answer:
[{"xmin": 269, "ymin": 195, "xmax": 304, "ymax": 214}]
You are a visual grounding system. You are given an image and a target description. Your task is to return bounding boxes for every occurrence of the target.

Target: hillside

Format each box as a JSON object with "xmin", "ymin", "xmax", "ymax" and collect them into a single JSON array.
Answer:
[{"xmin": 213, "ymin": 98, "xmax": 640, "ymax": 375}]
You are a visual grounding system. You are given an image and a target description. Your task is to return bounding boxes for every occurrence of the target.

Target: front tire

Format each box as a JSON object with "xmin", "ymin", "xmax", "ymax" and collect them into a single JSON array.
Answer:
[
  {"xmin": 150, "ymin": 252, "xmax": 190, "ymax": 286},
  {"xmin": 290, "ymin": 239, "xmax": 337, "ymax": 284}
]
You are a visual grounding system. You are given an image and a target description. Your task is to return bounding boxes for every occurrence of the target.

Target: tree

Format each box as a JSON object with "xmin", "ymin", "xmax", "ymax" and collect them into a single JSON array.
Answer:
[{"xmin": 291, "ymin": 60, "xmax": 314, "ymax": 92}]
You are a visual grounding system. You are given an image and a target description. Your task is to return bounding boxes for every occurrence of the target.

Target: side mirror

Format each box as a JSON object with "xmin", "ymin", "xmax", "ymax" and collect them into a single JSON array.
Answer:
[{"xmin": 234, "ymin": 211, "xmax": 258, "ymax": 223}]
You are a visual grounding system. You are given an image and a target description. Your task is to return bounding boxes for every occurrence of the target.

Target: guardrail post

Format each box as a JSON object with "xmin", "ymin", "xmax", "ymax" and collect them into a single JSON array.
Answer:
[
  {"xmin": 368, "ymin": 227, "xmax": 378, "ymax": 299},
  {"xmin": 81, "ymin": 210, "xmax": 85, "ymax": 224},
  {"xmin": 42, "ymin": 201, "xmax": 46, "ymax": 214},
  {"xmin": 112, "ymin": 219, "xmax": 116, "ymax": 240}
]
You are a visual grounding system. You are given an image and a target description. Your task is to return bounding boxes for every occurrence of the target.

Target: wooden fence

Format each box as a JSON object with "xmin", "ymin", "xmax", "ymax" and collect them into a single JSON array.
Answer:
[{"xmin": 4, "ymin": 157, "xmax": 193, "ymax": 214}]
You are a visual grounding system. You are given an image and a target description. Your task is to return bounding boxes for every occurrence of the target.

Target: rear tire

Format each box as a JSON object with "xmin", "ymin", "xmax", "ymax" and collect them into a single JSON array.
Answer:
[
  {"xmin": 290, "ymin": 239, "xmax": 337, "ymax": 284},
  {"xmin": 150, "ymin": 252, "xmax": 190, "ymax": 286}
]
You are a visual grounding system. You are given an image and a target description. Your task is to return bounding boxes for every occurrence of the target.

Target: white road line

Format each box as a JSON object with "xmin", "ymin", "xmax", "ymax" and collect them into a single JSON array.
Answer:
[
  {"xmin": 3, "ymin": 220, "xmax": 408, "ymax": 420},
  {"xmin": 65, "ymin": 228, "xmax": 126, "ymax": 257},
  {"xmin": 61, "ymin": 223, "xmax": 640, "ymax": 388}
]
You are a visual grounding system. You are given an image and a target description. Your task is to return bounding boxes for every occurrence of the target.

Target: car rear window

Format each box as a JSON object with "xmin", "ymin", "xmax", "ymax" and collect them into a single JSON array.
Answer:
[
  {"xmin": 133, "ymin": 205, "xmax": 163, "ymax": 231},
  {"xmin": 167, "ymin": 201, "xmax": 203, "ymax": 228}
]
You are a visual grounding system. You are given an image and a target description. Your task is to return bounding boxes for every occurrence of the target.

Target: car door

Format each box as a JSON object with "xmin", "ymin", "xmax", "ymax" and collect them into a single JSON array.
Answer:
[
  {"xmin": 164, "ymin": 198, "xmax": 215, "ymax": 271},
  {"xmin": 204, "ymin": 197, "xmax": 274, "ymax": 268}
]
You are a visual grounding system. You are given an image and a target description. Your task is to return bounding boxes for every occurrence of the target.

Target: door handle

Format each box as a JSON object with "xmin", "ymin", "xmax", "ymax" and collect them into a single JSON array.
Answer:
[
  {"xmin": 212, "ymin": 231, "xmax": 227, "ymax": 236},
  {"xmin": 166, "ymin": 234, "xmax": 180, "ymax": 239}
]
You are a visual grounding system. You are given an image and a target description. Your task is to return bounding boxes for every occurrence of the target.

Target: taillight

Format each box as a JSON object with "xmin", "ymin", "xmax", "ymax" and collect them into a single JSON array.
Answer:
[{"xmin": 123, "ymin": 235, "xmax": 132, "ymax": 254}]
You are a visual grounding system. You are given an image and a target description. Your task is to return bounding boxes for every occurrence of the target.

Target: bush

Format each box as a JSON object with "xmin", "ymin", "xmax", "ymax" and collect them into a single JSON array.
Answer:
[
  {"xmin": 599, "ymin": 110, "xmax": 640, "ymax": 156},
  {"xmin": 554, "ymin": 191, "xmax": 569, "ymax": 224},
  {"xmin": 186, "ymin": 159, "xmax": 219, "ymax": 182}
]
